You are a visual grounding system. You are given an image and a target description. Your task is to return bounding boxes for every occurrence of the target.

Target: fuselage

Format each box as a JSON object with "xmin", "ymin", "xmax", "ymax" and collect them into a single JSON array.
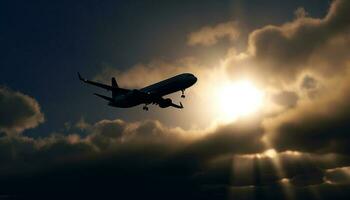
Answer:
[{"xmin": 111, "ymin": 73, "xmax": 197, "ymax": 108}]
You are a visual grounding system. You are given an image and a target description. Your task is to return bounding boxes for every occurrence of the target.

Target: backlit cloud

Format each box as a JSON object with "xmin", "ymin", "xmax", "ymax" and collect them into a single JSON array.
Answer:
[
  {"xmin": 0, "ymin": 87, "xmax": 44, "ymax": 135},
  {"xmin": 187, "ymin": 21, "xmax": 240, "ymax": 46},
  {"xmin": 240, "ymin": 0, "xmax": 350, "ymax": 83}
]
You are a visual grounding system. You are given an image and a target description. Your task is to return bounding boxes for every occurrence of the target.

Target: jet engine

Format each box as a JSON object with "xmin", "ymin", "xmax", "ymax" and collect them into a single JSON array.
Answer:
[{"xmin": 158, "ymin": 98, "xmax": 173, "ymax": 108}]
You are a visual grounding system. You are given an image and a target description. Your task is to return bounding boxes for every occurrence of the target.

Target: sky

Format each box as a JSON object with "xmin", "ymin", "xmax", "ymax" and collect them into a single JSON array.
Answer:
[{"xmin": 1, "ymin": 0, "xmax": 350, "ymax": 199}]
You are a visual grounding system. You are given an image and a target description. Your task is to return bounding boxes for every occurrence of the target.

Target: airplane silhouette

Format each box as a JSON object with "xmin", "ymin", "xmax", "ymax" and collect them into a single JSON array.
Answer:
[{"xmin": 78, "ymin": 72, "xmax": 197, "ymax": 110}]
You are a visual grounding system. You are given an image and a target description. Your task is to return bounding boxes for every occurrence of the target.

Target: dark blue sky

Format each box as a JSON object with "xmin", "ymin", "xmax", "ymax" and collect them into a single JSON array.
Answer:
[{"xmin": 0, "ymin": 0, "xmax": 329, "ymax": 136}]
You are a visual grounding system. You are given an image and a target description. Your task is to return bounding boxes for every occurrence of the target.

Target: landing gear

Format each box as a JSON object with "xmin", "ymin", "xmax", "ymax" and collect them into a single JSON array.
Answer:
[
  {"xmin": 181, "ymin": 89, "xmax": 185, "ymax": 98},
  {"xmin": 143, "ymin": 105, "xmax": 149, "ymax": 111}
]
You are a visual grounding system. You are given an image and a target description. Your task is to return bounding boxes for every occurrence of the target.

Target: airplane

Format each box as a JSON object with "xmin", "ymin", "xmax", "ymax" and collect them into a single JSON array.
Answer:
[{"xmin": 78, "ymin": 72, "xmax": 197, "ymax": 110}]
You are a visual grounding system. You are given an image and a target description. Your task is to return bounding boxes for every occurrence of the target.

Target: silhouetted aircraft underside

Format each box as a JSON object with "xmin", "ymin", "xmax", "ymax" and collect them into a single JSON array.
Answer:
[{"xmin": 78, "ymin": 72, "xmax": 197, "ymax": 110}]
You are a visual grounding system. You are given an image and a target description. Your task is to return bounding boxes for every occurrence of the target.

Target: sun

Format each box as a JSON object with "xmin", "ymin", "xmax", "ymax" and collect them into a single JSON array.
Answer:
[{"xmin": 215, "ymin": 80, "xmax": 264, "ymax": 122}]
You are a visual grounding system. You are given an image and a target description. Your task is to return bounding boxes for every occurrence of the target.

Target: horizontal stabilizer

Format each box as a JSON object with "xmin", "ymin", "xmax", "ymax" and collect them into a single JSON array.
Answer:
[
  {"xmin": 93, "ymin": 93, "xmax": 113, "ymax": 101},
  {"xmin": 78, "ymin": 72, "xmax": 130, "ymax": 94},
  {"xmin": 78, "ymin": 72, "xmax": 86, "ymax": 82}
]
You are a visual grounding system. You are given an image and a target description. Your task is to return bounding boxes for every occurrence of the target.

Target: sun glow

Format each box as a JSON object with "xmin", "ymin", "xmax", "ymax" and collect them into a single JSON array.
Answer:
[{"xmin": 216, "ymin": 80, "xmax": 264, "ymax": 122}]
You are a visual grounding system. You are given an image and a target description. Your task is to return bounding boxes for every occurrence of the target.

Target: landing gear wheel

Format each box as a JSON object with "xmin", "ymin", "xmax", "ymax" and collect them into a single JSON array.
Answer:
[
  {"xmin": 143, "ymin": 105, "xmax": 149, "ymax": 111},
  {"xmin": 181, "ymin": 90, "xmax": 185, "ymax": 98}
]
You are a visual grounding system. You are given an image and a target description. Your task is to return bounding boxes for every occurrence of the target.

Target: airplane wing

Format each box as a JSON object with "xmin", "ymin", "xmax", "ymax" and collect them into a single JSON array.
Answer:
[{"xmin": 78, "ymin": 72, "xmax": 129, "ymax": 93}]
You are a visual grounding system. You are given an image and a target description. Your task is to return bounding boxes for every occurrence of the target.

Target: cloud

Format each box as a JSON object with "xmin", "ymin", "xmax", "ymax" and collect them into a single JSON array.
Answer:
[
  {"xmin": 294, "ymin": 7, "xmax": 309, "ymax": 19},
  {"xmin": 72, "ymin": 117, "xmax": 266, "ymax": 158},
  {"xmin": 187, "ymin": 118, "xmax": 265, "ymax": 160},
  {"xmin": 0, "ymin": 117, "xmax": 264, "ymax": 198},
  {"xmin": 222, "ymin": 0, "xmax": 350, "ymax": 84},
  {"xmin": 198, "ymin": 151, "xmax": 347, "ymax": 188},
  {"xmin": 264, "ymin": 72, "xmax": 350, "ymax": 154},
  {"xmin": 0, "ymin": 87, "xmax": 44, "ymax": 134},
  {"xmin": 0, "ymin": 117, "xmax": 349, "ymax": 199},
  {"xmin": 325, "ymin": 167, "xmax": 350, "ymax": 184},
  {"xmin": 210, "ymin": 0, "xmax": 350, "ymax": 157},
  {"xmin": 187, "ymin": 21, "xmax": 240, "ymax": 46},
  {"xmin": 300, "ymin": 75, "xmax": 318, "ymax": 90},
  {"xmin": 83, "ymin": 119, "xmax": 191, "ymax": 152},
  {"xmin": 271, "ymin": 91, "xmax": 299, "ymax": 108}
]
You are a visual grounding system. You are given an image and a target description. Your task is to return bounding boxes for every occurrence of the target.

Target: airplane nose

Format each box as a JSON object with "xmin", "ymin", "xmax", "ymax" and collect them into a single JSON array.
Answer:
[{"xmin": 192, "ymin": 75, "xmax": 197, "ymax": 84}]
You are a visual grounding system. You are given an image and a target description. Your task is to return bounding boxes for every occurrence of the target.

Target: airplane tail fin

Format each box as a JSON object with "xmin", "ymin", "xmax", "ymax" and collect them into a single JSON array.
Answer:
[
  {"xmin": 111, "ymin": 77, "xmax": 118, "ymax": 98},
  {"xmin": 112, "ymin": 77, "xmax": 118, "ymax": 88}
]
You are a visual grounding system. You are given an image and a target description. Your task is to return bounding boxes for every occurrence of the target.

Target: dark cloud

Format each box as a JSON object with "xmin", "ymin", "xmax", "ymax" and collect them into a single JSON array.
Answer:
[
  {"xmin": 324, "ymin": 167, "xmax": 350, "ymax": 184},
  {"xmin": 77, "ymin": 117, "xmax": 266, "ymax": 159},
  {"xmin": 196, "ymin": 151, "xmax": 350, "ymax": 188},
  {"xmin": 186, "ymin": 119, "xmax": 265, "ymax": 160},
  {"xmin": 0, "ymin": 115, "xmax": 348, "ymax": 199},
  {"xmin": 0, "ymin": 87, "xmax": 44, "ymax": 134},
  {"xmin": 228, "ymin": 183, "xmax": 350, "ymax": 200}
]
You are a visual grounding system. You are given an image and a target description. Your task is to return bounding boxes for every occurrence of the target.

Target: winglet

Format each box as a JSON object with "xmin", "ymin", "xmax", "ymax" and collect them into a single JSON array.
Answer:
[
  {"xmin": 171, "ymin": 101, "xmax": 184, "ymax": 109},
  {"xmin": 77, "ymin": 72, "xmax": 86, "ymax": 82}
]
